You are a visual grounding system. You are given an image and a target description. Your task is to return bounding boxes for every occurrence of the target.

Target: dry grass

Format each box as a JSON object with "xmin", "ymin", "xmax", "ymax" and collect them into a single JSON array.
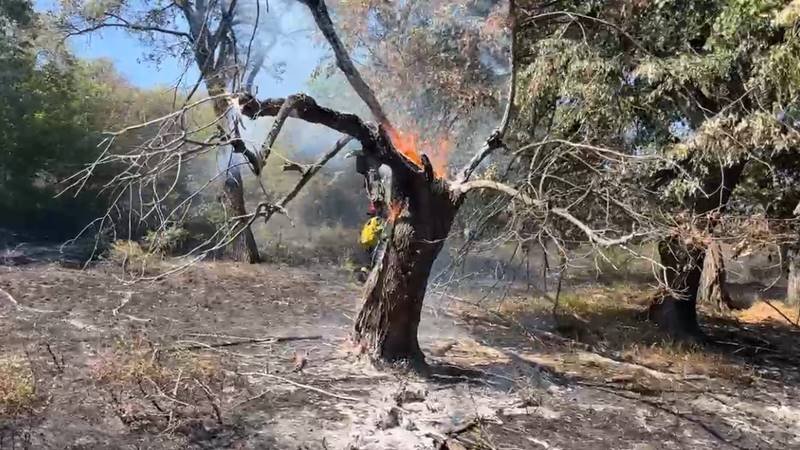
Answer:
[
  {"xmin": 92, "ymin": 340, "xmax": 220, "ymax": 387},
  {"xmin": 0, "ymin": 355, "xmax": 37, "ymax": 417},
  {"xmin": 89, "ymin": 337, "xmax": 232, "ymax": 432},
  {"xmin": 737, "ymin": 300, "xmax": 800, "ymax": 325},
  {"xmin": 619, "ymin": 341, "xmax": 754, "ymax": 381},
  {"xmin": 107, "ymin": 240, "xmax": 163, "ymax": 273},
  {"xmin": 492, "ymin": 284, "xmax": 758, "ymax": 383},
  {"xmin": 258, "ymin": 224, "xmax": 360, "ymax": 267}
]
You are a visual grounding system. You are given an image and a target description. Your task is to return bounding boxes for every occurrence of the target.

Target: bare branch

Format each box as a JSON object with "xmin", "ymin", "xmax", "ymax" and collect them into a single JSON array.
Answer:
[
  {"xmin": 255, "ymin": 94, "xmax": 305, "ymax": 172},
  {"xmin": 497, "ymin": 0, "xmax": 517, "ymax": 137},
  {"xmin": 65, "ymin": 17, "xmax": 193, "ymax": 41},
  {"xmin": 239, "ymin": 94, "xmax": 376, "ymax": 147},
  {"xmin": 241, "ymin": 371, "xmax": 361, "ymax": 402},
  {"xmin": 454, "ymin": 179, "xmax": 649, "ymax": 247},
  {"xmin": 297, "ymin": 0, "xmax": 392, "ymax": 128},
  {"xmin": 457, "ymin": 0, "xmax": 517, "ymax": 184},
  {"xmin": 258, "ymin": 136, "xmax": 354, "ymax": 224}
]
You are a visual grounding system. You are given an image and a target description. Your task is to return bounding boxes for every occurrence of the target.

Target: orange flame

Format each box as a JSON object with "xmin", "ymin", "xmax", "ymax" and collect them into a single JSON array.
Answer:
[
  {"xmin": 386, "ymin": 126, "xmax": 450, "ymax": 179},
  {"xmin": 387, "ymin": 127, "xmax": 424, "ymax": 168},
  {"xmin": 388, "ymin": 200, "xmax": 404, "ymax": 223}
]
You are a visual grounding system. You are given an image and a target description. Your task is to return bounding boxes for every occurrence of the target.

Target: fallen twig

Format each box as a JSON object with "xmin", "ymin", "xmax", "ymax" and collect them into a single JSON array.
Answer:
[
  {"xmin": 167, "ymin": 335, "xmax": 323, "ymax": 352},
  {"xmin": 111, "ymin": 291, "xmax": 134, "ymax": 316},
  {"xmin": 43, "ymin": 342, "xmax": 65, "ymax": 374},
  {"xmin": 121, "ymin": 313, "xmax": 151, "ymax": 323},
  {"xmin": 241, "ymin": 371, "xmax": 361, "ymax": 402},
  {"xmin": 1, "ymin": 287, "xmax": 19, "ymax": 307},
  {"xmin": 195, "ymin": 379, "xmax": 224, "ymax": 425},
  {"xmin": 0, "ymin": 287, "xmax": 60, "ymax": 314}
]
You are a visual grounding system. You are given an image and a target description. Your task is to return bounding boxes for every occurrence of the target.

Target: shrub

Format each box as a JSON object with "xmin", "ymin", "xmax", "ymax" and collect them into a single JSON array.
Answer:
[
  {"xmin": 107, "ymin": 239, "xmax": 160, "ymax": 271},
  {"xmin": 143, "ymin": 225, "xmax": 190, "ymax": 255}
]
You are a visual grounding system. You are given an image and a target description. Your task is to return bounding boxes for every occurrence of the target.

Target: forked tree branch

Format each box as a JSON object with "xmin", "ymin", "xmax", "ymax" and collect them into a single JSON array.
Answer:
[
  {"xmin": 455, "ymin": 179, "xmax": 647, "ymax": 247},
  {"xmin": 254, "ymin": 95, "xmax": 305, "ymax": 174},
  {"xmin": 258, "ymin": 136, "xmax": 354, "ymax": 223}
]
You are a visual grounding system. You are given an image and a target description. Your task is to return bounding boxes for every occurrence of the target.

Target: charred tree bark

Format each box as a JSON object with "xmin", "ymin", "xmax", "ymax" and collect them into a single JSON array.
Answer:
[
  {"xmin": 649, "ymin": 161, "xmax": 746, "ymax": 336},
  {"xmin": 207, "ymin": 77, "xmax": 260, "ymax": 264},
  {"xmin": 788, "ymin": 247, "xmax": 800, "ymax": 305},
  {"xmin": 354, "ymin": 174, "xmax": 458, "ymax": 365},
  {"xmin": 698, "ymin": 241, "xmax": 733, "ymax": 310},
  {"xmin": 649, "ymin": 239, "xmax": 704, "ymax": 337}
]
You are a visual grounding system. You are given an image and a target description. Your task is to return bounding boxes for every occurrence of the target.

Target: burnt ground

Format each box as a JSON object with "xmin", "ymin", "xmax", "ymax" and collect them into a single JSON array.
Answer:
[{"xmin": 1, "ymin": 261, "xmax": 799, "ymax": 449}]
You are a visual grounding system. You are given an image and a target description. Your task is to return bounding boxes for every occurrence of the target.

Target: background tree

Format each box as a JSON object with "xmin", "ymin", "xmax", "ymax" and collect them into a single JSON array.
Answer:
[
  {"xmin": 0, "ymin": 2, "xmax": 192, "ymax": 240},
  {"xmin": 53, "ymin": 0, "xmax": 302, "ymax": 262},
  {"xmin": 495, "ymin": 0, "xmax": 800, "ymax": 336}
]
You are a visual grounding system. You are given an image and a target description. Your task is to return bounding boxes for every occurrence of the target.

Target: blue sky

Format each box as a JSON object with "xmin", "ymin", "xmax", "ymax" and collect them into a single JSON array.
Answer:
[
  {"xmin": 34, "ymin": 0, "xmax": 327, "ymax": 96},
  {"xmin": 32, "ymin": 0, "xmax": 361, "ymax": 159}
]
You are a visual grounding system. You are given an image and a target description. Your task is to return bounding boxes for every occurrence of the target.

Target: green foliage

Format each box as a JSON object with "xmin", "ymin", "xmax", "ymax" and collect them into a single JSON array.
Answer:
[
  {"xmin": 144, "ymin": 225, "xmax": 190, "ymax": 254},
  {"xmin": 513, "ymin": 0, "xmax": 800, "ymax": 210},
  {"xmin": 0, "ymin": 2, "xmax": 105, "ymax": 234},
  {"xmin": 0, "ymin": 1, "xmax": 206, "ymax": 239}
]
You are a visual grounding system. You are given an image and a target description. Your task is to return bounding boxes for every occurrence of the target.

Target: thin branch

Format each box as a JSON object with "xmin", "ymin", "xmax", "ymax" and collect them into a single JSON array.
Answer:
[
  {"xmin": 521, "ymin": 10, "xmax": 651, "ymax": 56},
  {"xmin": 241, "ymin": 371, "xmax": 361, "ymax": 402},
  {"xmin": 259, "ymin": 136, "xmax": 354, "ymax": 223},
  {"xmin": 66, "ymin": 20, "xmax": 193, "ymax": 41},
  {"xmin": 256, "ymin": 95, "xmax": 304, "ymax": 170},
  {"xmin": 298, "ymin": 0, "xmax": 391, "ymax": 128},
  {"xmin": 760, "ymin": 299, "xmax": 800, "ymax": 330},
  {"xmin": 456, "ymin": 0, "xmax": 517, "ymax": 184},
  {"xmin": 168, "ymin": 335, "xmax": 323, "ymax": 352},
  {"xmin": 455, "ymin": 179, "xmax": 648, "ymax": 247},
  {"xmin": 0, "ymin": 287, "xmax": 60, "ymax": 314},
  {"xmin": 497, "ymin": 0, "xmax": 517, "ymax": 137}
]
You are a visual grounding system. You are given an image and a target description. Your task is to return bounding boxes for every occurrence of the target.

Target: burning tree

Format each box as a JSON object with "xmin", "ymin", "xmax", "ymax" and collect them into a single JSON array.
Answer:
[
  {"xmin": 59, "ymin": 0, "xmax": 648, "ymax": 364},
  {"xmin": 62, "ymin": 0, "xmax": 800, "ymax": 365},
  {"xmin": 237, "ymin": 0, "xmax": 659, "ymax": 363}
]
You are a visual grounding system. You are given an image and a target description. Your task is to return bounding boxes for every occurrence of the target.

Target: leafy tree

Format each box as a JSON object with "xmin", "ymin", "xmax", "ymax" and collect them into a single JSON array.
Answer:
[
  {"xmin": 0, "ymin": 2, "xmax": 110, "ymax": 236},
  {"xmin": 504, "ymin": 0, "xmax": 800, "ymax": 333},
  {"xmin": 53, "ymin": 0, "xmax": 301, "ymax": 262},
  {"xmin": 0, "ymin": 1, "xmax": 214, "ymax": 241}
]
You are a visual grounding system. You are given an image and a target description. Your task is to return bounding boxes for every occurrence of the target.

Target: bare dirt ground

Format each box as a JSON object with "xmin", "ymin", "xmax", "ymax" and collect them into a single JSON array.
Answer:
[{"xmin": 1, "ymin": 261, "xmax": 800, "ymax": 449}]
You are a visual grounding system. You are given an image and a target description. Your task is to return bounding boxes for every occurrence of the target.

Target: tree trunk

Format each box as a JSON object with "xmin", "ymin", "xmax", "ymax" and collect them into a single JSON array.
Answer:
[
  {"xmin": 788, "ymin": 247, "xmax": 800, "ymax": 305},
  {"xmin": 354, "ymin": 178, "xmax": 457, "ymax": 366},
  {"xmin": 649, "ymin": 161, "xmax": 746, "ymax": 337},
  {"xmin": 221, "ymin": 170, "xmax": 260, "ymax": 263},
  {"xmin": 649, "ymin": 238, "xmax": 704, "ymax": 337},
  {"xmin": 698, "ymin": 241, "xmax": 733, "ymax": 310},
  {"xmin": 207, "ymin": 77, "xmax": 260, "ymax": 264}
]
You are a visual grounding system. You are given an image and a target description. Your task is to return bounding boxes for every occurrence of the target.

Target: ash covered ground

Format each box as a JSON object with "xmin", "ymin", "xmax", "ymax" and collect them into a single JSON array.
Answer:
[{"xmin": 2, "ymin": 257, "xmax": 799, "ymax": 450}]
